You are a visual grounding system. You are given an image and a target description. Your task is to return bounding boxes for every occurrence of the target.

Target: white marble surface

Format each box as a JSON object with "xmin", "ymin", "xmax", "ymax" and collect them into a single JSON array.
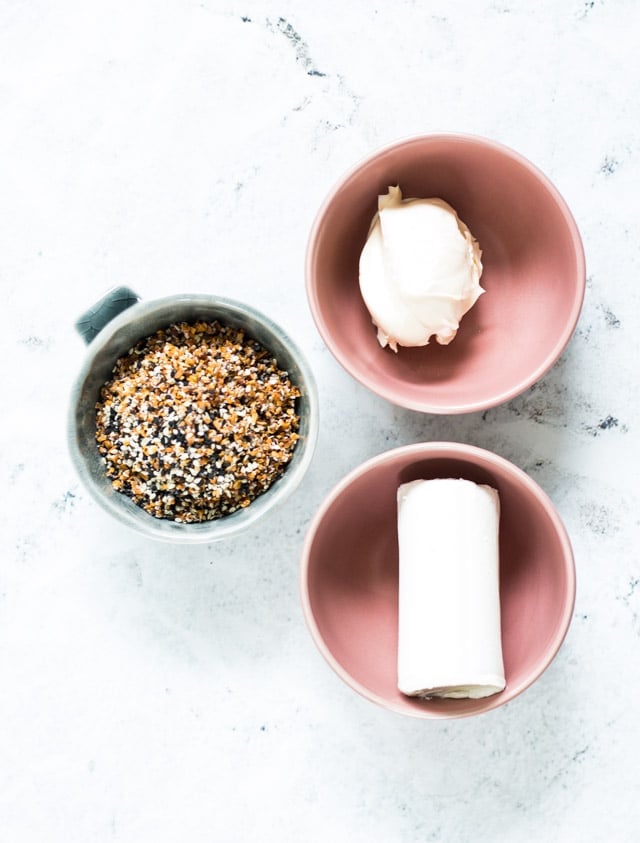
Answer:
[{"xmin": 2, "ymin": 1, "xmax": 639, "ymax": 840}]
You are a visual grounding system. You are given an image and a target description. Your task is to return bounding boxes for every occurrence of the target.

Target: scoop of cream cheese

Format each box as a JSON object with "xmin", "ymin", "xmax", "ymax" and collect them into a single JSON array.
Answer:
[{"xmin": 359, "ymin": 186, "xmax": 484, "ymax": 351}]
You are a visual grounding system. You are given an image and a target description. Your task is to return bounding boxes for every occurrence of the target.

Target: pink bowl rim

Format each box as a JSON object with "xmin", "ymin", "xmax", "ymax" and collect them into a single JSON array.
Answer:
[
  {"xmin": 305, "ymin": 132, "xmax": 587, "ymax": 415},
  {"xmin": 299, "ymin": 441, "xmax": 577, "ymax": 719}
]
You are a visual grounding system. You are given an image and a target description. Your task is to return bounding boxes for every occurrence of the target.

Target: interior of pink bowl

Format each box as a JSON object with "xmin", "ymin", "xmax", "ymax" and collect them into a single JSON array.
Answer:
[
  {"xmin": 307, "ymin": 135, "xmax": 585, "ymax": 413},
  {"xmin": 302, "ymin": 445, "xmax": 575, "ymax": 718}
]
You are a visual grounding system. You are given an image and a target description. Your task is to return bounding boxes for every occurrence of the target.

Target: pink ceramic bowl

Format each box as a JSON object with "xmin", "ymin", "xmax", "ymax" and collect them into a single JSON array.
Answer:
[
  {"xmin": 306, "ymin": 134, "xmax": 586, "ymax": 413},
  {"xmin": 300, "ymin": 442, "xmax": 575, "ymax": 719}
]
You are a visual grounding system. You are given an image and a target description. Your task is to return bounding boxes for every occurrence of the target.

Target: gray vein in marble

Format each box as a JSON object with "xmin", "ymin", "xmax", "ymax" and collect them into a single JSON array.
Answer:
[
  {"xmin": 597, "ymin": 302, "xmax": 621, "ymax": 328},
  {"xmin": 582, "ymin": 413, "xmax": 630, "ymax": 438},
  {"xmin": 579, "ymin": 500, "xmax": 618, "ymax": 535},
  {"xmin": 266, "ymin": 16, "xmax": 326, "ymax": 77},
  {"xmin": 51, "ymin": 489, "xmax": 78, "ymax": 515},
  {"xmin": 618, "ymin": 577, "xmax": 640, "ymax": 635},
  {"xmin": 19, "ymin": 334, "xmax": 52, "ymax": 349},
  {"xmin": 578, "ymin": 0, "xmax": 603, "ymax": 20},
  {"xmin": 599, "ymin": 155, "xmax": 620, "ymax": 176}
]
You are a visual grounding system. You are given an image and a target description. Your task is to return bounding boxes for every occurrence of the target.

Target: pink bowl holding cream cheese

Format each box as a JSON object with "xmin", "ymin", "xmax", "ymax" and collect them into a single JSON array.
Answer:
[
  {"xmin": 305, "ymin": 134, "xmax": 586, "ymax": 414},
  {"xmin": 300, "ymin": 442, "xmax": 576, "ymax": 719}
]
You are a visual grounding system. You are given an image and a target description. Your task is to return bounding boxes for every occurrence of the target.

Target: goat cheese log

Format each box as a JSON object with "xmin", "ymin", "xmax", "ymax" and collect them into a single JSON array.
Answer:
[{"xmin": 397, "ymin": 478, "xmax": 506, "ymax": 699}]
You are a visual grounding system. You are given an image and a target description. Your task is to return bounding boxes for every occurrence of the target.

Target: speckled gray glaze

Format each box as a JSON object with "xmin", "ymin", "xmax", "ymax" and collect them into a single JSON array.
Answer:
[{"xmin": 69, "ymin": 292, "xmax": 319, "ymax": 542}]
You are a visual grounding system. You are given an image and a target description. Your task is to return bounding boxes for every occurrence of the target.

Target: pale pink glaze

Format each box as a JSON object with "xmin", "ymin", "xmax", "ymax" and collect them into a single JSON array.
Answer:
[
  {"xmin": 305, "ymin": 134, "xmax": 586, "ymax": 413},
  {"xmin": 300, "ymin": 443, "xmax": 576, "ymax": 719}
]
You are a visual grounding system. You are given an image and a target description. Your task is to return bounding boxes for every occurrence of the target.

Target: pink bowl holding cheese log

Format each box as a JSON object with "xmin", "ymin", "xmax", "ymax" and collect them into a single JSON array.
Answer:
[
  {"xmin": 300, "ymin": 442, "xmax": 575, "ymax": 719},
  {"xmin": 305, "ymin": 133, "xmax": 586, "ymax": 414}
]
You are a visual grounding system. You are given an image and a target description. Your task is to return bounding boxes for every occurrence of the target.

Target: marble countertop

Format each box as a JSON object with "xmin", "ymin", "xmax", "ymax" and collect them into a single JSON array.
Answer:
[{"xmin": 2, "ymin": 1, "xmax": 639, "ymax": 840}]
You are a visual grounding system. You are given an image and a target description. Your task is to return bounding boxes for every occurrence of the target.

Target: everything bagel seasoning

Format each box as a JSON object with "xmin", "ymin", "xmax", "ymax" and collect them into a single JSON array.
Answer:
[{"xmin": 95, "ymin": 320, "xmax": 301, "ymax": 523}]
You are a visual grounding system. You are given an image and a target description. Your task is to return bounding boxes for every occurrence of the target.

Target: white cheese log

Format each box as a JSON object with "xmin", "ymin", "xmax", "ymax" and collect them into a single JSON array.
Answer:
[{"xmin": 397, "ymin": 478, "xmax": 505, "ymax": 699}]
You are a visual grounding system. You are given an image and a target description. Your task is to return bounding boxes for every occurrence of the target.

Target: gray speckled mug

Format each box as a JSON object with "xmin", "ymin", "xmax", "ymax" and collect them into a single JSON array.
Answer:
[{"xmin": 68, "ymin": 288, "xmax": 319, "ymax": 543}]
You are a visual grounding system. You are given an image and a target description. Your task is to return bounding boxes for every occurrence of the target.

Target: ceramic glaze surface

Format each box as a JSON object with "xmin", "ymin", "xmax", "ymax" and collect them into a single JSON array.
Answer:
[{"xmin": 2, "ymin": 2, "xmax": 639, "ymax": 842}]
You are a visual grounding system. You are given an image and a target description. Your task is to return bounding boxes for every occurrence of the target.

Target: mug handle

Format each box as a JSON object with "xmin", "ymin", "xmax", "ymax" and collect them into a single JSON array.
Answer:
[{"xmin": 75, "ymin": 286, "xmax": 140, "ymax": 344}]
